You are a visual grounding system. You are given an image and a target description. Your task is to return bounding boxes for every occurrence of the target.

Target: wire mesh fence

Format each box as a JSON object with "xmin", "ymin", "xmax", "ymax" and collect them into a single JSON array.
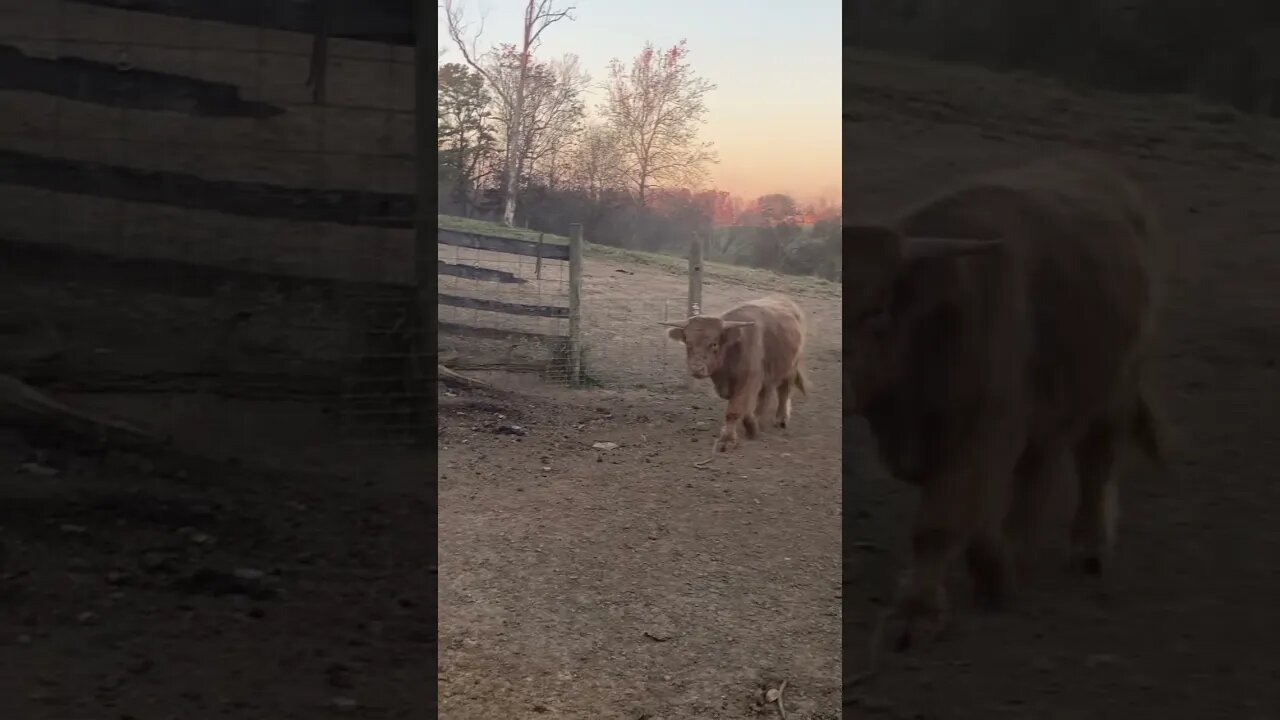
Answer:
[
  {"xmin": 436, "ymin": 237, "xmax": 696, "ymax": 393},
  {"xmin": 580, "ymin": 295, "xmax": 691, "ymax": 390},
  {"xmin": 0, "ymin": 0, "xmax": 426, "ymax": 446},
  {"xmin": 436, "ymin": 231, "xmax": 576, "ymax": 385}
]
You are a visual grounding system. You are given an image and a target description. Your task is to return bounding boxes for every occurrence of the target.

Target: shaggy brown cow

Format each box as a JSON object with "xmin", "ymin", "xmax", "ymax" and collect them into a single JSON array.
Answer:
[
  {"xmin": 664, "ymin": 296, "xmax": 808, "ymax": 452},
  {"xmin": 846, "ymin": 154, "xmax": 1166, "ymax": 653}
]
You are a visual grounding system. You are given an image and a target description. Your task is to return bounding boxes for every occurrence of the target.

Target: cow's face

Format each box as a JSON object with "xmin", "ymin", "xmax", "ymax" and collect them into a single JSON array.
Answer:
[
  {"xmin": 844, "ymin": 224, "xmax": 1003, "ymax": 413},
  {"xmin": 665, "ymin": 316, "xmax": 754, "ymax": 379}
]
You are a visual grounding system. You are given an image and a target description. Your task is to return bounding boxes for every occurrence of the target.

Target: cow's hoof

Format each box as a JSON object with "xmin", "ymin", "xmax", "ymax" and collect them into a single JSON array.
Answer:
[
  {"xmin": 1069, "ymin": 551, "xmax": 1104, "ymax": 575},
  {"xmin": 743, "ymin": 419, "xmax": 760, "ymax": 440},
  {"xmin": 715, "ymin": 438, "xmax": 737, "ymax": 452},
  {"xmin": 897, "ymin": 608, "xmax": 948, "ymax": 652},
  {"xmin": 973, "ymin": 584, "xmax": 1013, "ymax": 613},
  {"xmin": 1068, "ymin": 541, "xmax": 1108, "ymax": 575},
  {"xmin": 969, "ymin": 562, "xmax": 1013, "ymax": 611},
  {"xmin": 967, "ymin": 542, "xmax": 1013, "ymax": 610},
  {"xmin": 887, "ymin": 581, "xmax": 950, "ymax": 650},
  {"xmin": 869, "ymin": 604, "xmax": 949, "ymax": 661},
  {"xmin": 774, "ymin": 417, "xmax": 789, "ymax": 429}
]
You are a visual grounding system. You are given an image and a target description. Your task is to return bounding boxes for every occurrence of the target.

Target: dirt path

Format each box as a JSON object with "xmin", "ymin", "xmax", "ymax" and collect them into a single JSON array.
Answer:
[
  {"xmin": 0, "ymin": 397, "xmax": 438, "ymax": 719},
  {"xmin": 0, "ymin": 173, "xmax": 838, "ymax": 720},
  {"xmin": 439, "ymin": 258, "xmax": 843, "ymax": 718},
  {"xmin": 845, "ymin": 49, "xmax": 1280, "ymax": 719}
]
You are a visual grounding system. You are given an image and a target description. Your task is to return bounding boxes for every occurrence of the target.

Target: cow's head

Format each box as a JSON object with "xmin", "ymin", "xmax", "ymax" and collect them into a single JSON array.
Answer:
[
  {"xmin": 844, "ymin": 224, "xmax": 1004, "ymax": 412},
  {"xmin": 662, "ymin": 316, "xmax": 755, "ymax": 379}
]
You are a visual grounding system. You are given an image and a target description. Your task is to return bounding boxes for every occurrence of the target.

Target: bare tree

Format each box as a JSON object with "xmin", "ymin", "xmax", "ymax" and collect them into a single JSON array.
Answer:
[
  {"xmin": 442, "ymin": 0, "xmax": 576, "ymax": 226},
  {"xmin": 522, "ymin": 54, "xmax": 589, "ymax": 190},
  {"xmin": 484, "ymin": 49, "xmax": 588, "ymax": 195},
  {"xmin": 567, "ymin": 123, "xmax": 625, "ymax": 200},
  {"xmin": 604, "ymin": 40, "xmax": 718, "ymax": 207}
]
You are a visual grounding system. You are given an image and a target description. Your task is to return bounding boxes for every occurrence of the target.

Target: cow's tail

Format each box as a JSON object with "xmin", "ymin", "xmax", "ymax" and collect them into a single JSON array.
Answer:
[
  {"xmin": 1130, "ymin": 391, "xmax": 1166, "ymax": 470},
  {"xmin": 793, "ymin": 366, "xmax": 808, "ymax": 397}
]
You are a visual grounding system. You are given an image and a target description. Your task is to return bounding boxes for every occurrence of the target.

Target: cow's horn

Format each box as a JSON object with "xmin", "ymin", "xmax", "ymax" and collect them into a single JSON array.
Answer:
[{"xmin": 903, "ymin": 237, "xmax": 1004, "ymax": 260}]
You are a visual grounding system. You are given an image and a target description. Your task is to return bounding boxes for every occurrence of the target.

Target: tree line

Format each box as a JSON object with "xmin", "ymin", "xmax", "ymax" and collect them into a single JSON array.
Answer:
[{"xmin": 438, "ymin": 0, "xmax": 841, "ymax": 281}]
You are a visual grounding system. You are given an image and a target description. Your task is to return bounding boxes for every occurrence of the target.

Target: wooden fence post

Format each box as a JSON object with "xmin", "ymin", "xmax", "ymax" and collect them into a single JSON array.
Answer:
[
  {"xmin": 535, "ymin": 232, "xmax": 544, "ymax": 279},
  {"xmin": 686, "ymin": 233, "xmax": 704, "ymax": 391},
  {"xmin": 568, "ymin": 223, "xmax": 584, "ymax": 386},
  {"xmin": 687, "ymin": 232, "xmax": 704, "ymax": 319}
]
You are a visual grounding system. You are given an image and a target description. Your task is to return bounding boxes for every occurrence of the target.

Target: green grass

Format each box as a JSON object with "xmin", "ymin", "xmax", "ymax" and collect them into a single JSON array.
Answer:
[
  {"xmin": 585, "ymin": 244, "xmax": 840, "ymax": 295},
  {"xmin": 437, "ymin": 214, "xmax": 569, "ymax": 245}
]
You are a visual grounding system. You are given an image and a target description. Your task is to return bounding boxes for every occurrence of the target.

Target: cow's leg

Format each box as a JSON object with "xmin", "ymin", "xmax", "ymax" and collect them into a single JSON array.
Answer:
[
  {"xmin": 774, "ymin": 377, "xmax": 793, "ymax": 428},
  {"xmin": 886, "ymin": 470, "xmax": 987, "ymax": 649},
  {"xmin": 1071, "ymin": 420, "xmax": 1120, "ymax": 575},
  {"xmin": 749, "ymin": 384, "xmax": 772, "ymax": 438},
  {"xmin": 717, "ymin": 382, "xmax": 760, "ymax": 452},
  {"xmin": 966, "ymin": 451, "xmax": 1026, "ymax": 609},
  {"xmin": 966, "ymin": 524, "xmax": 1012, "ymax": 611},
  {"xmin": 1002, "ymin": 444, "xmax": 1066, "ymax": 583},
  {"xmin": 878, "ymin": 437, "xmax": 1022, "ymax": 657}
]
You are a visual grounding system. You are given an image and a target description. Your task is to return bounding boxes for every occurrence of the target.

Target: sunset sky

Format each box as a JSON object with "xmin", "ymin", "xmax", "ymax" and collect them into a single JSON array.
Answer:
[{"xmin": 438, "ymin": 0, "xmax": 841, "ymax": 207}]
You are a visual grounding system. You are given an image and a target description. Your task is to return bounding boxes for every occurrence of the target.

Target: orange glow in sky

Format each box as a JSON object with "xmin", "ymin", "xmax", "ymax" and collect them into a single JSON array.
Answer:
[{"xmin": 439, "ymin": 0, "xmax": 841, "ymax": 207}]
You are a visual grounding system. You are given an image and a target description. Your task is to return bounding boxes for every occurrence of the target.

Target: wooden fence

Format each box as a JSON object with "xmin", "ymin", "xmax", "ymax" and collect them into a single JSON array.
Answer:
[
  {"xmin": 437, "ymin": 221, "xmax": 585, "ymax": 385},
  {"xmin": 0, "ymin": 0, "xmax": 435, "ymax": 443}
]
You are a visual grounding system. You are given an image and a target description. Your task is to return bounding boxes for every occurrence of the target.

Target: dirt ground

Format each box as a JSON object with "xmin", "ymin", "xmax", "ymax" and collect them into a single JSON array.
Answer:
[
  {"xmin": 0, "ymin": 393, "xmax": 438, "ymax": 719},
  {"xmin": 438, "ymin": 255, "xmax": 843, "ymax": 718},
  {"xmin": 845, "ymin": 50, "xmax": 1280, "ymax": 718},
  {"xmin": 0, "ymin": 239, "xmax": 840, "ymax": 720}
]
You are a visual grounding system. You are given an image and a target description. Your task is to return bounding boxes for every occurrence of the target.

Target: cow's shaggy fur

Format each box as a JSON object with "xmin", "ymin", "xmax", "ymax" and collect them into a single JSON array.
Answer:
[
  {"xmin": 846, "ymin": 154, "xmax": 1167, "ymax": 652},
  {"xmin": 666, "ymin": 296, "xmax": 808, "ymax": 452}
]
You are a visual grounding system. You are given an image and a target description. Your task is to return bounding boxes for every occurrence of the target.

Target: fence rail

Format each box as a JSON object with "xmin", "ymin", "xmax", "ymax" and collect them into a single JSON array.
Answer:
[
  {"xmin": 437, "ymin": 293, "xmax": 569, "ymax": 318},
  {"xmin": 0, "ymin": 149, "xmax": 414, "ymax": 228},
  {"xmin": 67, "ymin": 0, "xmax": 415, "ymax": 46},
  {"xmin": 435, "ymin": 218, "xmax": 583, "ymax": 386},
  {"xmin": 437, "ymin": 227, "xmax": 571, "ymax": 261}
]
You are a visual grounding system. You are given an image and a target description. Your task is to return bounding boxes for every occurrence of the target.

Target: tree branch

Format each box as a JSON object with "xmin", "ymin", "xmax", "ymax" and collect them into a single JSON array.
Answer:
[
  {"xmin": 527, "ymin": 0, "xmax": 576, "ymax": 50},
  {"xmin": 442, "ymin": 0, "xmax": 513, "ymax": 106}
]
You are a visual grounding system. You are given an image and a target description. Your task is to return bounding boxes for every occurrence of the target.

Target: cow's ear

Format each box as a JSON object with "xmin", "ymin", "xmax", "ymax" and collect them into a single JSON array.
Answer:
[{"xmin": 666, "ymin": 326, "xmax": 685, "ymax": 342}]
